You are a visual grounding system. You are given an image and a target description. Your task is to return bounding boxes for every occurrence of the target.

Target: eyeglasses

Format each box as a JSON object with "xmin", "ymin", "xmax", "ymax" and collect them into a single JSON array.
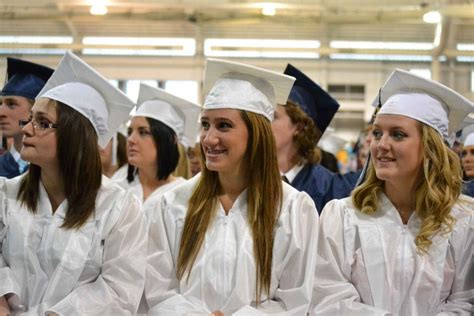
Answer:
[{"xmin": 19, "ymin": 118, "xmax": 58, "ymax": 131}]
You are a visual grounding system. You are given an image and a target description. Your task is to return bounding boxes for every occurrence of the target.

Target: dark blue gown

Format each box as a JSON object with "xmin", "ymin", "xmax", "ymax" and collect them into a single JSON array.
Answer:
[
  {"xmin": 342, "ymin": 169, "xmax": 362, "ymax": 191},
  {"xmin": 290, "ymin": 164, "xmax": 353, "ymax": 213},
  {"xmin": 0, "ymin": 151, "xmax": 22, "ymax": 178},
  {"xmin": 462, "ymin": 180, "xmax": 474, "ymax": 197}
]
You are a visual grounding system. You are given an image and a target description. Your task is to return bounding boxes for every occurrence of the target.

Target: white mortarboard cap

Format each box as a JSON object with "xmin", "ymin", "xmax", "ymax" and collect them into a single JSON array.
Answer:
[
  {"xmin": 461, "ymin": 117, "xmax": 474, "ymax": 146},
  {"xmin": 464, "ymin": 133, "xmax": 474, "ymax": 147},
  {"xmin": 135, "ymin": 83, "xmax": 201, "ymax": 146},
  {"xmin": 202, "ymin": 58, "xmax": 295, "ymax": 121},
  {"xmin": 318, "ymin": 128, "xmax": 347, "ymax": 156},
  {"xmin": 371, "ymin": 68, "xmax": 474, "ymax": 140},
  {"xmin": 117, "ymin": 123, "xmax": 128, "ymax": 138},
  {"xmin": 37, "ymin": 51, "xmax": 134, "ymax": 148}
]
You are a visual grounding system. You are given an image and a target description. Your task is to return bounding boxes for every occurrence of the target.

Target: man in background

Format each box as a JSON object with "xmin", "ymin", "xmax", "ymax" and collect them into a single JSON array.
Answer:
[{"xmin": 0, "ymin": 57, "xmax": 53, "ymax": 178}]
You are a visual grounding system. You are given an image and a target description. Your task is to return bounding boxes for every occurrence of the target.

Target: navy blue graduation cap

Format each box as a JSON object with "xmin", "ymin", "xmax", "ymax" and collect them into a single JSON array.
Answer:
[
  {"xmin": 1, "ymin": 57, "xmax": 54, "ymax": 100},
  {"xmin": 284, "ymin": 64, "xmax": 340, "ymax": 134}
]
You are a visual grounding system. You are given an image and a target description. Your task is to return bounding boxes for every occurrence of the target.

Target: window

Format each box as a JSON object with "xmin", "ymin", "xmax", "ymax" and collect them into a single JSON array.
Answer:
[
  {"xmin": 125, "ymin": 80, "xmax": 158, "ymax": 103},
  {"xmin": 164, "ymin": 81, "xmax": 199, "ymax": 103},
  {"xmin": 327, "ymin": 84, "xmax": 365, "ymax": 101}
]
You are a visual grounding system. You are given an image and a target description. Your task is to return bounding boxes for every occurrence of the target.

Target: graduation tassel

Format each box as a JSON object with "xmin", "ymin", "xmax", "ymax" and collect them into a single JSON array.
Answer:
[
  {"xmin": 355, "ymin": 88, "xmax": 382, "ymax": 187},
  {"xmin": 111, "ymin": 134, "xmax": 118, "ymax": 167}
]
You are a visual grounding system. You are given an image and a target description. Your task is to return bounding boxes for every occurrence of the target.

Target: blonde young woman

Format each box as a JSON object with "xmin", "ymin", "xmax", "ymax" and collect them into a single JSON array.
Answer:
[
  {"xmin": 312, "ymin": 69, "xmax": 474, "ymax": 315},
  {"xmin": 145, "ymin": 59, "xmax": 319, "ymax": 315}
]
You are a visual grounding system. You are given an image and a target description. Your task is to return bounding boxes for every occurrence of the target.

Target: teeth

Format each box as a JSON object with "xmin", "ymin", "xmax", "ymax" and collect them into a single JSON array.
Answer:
[{"xmin": 207, "ymin": 149, "xmax": 225, "ymax": 154}]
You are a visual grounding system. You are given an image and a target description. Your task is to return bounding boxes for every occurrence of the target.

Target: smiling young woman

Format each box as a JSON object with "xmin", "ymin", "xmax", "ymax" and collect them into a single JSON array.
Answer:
[
  {"xmin": 312, "ymin": 69, "xmax": 474, "ymax": 315},
  {"xmin": 145, "ymin": 59, "xmax": 318, "ymax": 315}
]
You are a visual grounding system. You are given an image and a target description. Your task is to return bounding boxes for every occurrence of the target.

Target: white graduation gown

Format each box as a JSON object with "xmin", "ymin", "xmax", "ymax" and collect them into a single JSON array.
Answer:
[
  {"xmin": 110, "ymin": 164, "xmax": 127, "ymax": 182},
  {"xmin": 116, "ymin": 175, "xmax": 186, "ymax": 205},
  {"xmin": 145, "ymin": 175, "xmax": 319, "ymax": 315},
  {"xmin": 0, "ymin": 175, "xmax": 147, "ymax": 315},
  {"xmin": 312, "ymin": 193, "xmax": 474, "ymax": 316}
]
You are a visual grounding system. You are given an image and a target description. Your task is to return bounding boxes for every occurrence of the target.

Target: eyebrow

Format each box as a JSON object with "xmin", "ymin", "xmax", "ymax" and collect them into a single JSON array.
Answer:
[
  {"xmin": 372, "ymin": 124, "xmax": 408, "ymax": 130},
  {"xmin": 200, "ymin": 116, "xmax": 233, "ymax": 122},
  {"xmin": 129, "ymin": 125, "xmax": 150, "ymax": 130},
  {"xmin": 32, "ymin": 111, "xmax": 55, "ymax": 120}
]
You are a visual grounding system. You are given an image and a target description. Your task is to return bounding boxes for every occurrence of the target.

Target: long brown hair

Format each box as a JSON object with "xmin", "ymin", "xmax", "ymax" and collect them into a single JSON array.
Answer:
[
  {"xmin": 176, "ymin": 110, "xmax": 282, "ymax": 303},
  {"xmin": 18, "ymin": 99, "xmax": 102, "ymax": 229},
  {"xmin": 352, "ymin": 123, "xmax": 462, "ymax": 253}
]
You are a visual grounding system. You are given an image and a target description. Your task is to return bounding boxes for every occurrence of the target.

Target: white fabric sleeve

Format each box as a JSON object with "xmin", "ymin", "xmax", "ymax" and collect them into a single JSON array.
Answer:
[
  {"xmin": 311, "ymin": 199, "xmax": 392, "ymax": 316},
  {"xmin": 0, "ymin": 177, "xmax": 21, "ymax": 304},
  {"xmin": 232, "ymin": 192, "xmax": 319, "ymax": 315},
  {"xmin": 145, "ymin": 197, "xmax": 208, "ymax": 315},
  {"xmin": 436, "ymin": 210, "xmax": 473, "ymax": 315},
  {"xmin": 46, "ymin": 192, "xmax": 147, "ymax": 316}
]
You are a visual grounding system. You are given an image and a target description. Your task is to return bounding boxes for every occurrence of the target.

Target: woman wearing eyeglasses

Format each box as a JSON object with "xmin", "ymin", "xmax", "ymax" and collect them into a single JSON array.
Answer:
[{"xmin": 0, "ymin": 52, "xmax": 147, "ymax": 315}]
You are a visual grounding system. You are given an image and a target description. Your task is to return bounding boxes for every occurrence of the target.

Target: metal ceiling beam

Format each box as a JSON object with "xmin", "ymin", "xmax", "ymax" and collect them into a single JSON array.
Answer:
[{"xmin": 1, "ymin": 43, "xmax": 472, "ymax": 57}]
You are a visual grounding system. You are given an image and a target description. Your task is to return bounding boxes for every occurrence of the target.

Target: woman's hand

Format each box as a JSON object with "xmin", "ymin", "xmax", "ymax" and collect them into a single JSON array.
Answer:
[
  {"xmin": 0, "ymin": 296, "xmax": 10, "ymax": 316},
  {"xmin": 210, "ymin": 311, "xmax": 224, "ymax": 316}
]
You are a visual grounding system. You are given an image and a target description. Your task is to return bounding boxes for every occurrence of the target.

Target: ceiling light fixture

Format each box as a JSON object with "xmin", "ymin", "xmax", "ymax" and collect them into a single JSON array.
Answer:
[
  {"xmin": 90, "ymin": 4, "xmax": 108, "ymax": 15},
  {"xmin": 261, "ymin": 3, "xmax": 276, "ymax": 16},
  {"xmin": 423, "ymin": 11, "xmax": 441, "ymax": 24}
]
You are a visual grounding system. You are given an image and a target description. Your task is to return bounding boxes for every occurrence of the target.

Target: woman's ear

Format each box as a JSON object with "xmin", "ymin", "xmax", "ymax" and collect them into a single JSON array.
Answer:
[{"xmin": 294, "ymin": 122, "xmax": 304, "ymax": 135}]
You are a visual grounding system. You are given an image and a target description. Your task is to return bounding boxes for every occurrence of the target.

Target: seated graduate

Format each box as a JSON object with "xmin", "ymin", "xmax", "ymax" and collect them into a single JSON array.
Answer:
[
  {"xmin": 186, "ymin": 139, "xmax": 202, "ymax": 177},
  {"xmin": 145, "ymin": 58, "xmax": 319, "ymax": 315},
  {"xmin": 272, "ymin": 64, "xmax": 352, "ymax": 212},
  {"xmin": 311, "ymin": 69, "xmax": 474, "ymax": 315},
  {"xmin": 0, "ymin": 52, "xmax": 146, "ymax": 315},
  {"xmin": 0, "ymin": 58, "xmax": 53, "ymax": 178},
  {"xmin": 461, "ymin": 129, "xmax": 474, "ymax": 197},
  {"xmin": 115, "ymin": 83, "xmax": 200, "ymax": 204}
]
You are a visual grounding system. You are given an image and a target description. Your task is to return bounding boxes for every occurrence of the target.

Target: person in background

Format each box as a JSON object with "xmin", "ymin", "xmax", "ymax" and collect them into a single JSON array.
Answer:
[
  {"xmin": 116, "ymin": 83, "xmax": 200, "ymax": 204},
  {"xmin": 318, "ymin": 148, "xmax": 340, "ymax": 173},
  {"xmin": 100, "ymin": 131, "xmax": 127, "ymax": 178},
  {"xmin": 272, "ymin": 64, "xmax": 352, "ymax": 212},
  {"xmin": 312, "ymin": 69, "xmax": 473, "ymax": 315},
  {"xmin": 342, "ymin": 123, "xmax": 374, "ymax": 188},
  {"xmin": 186, "ymin": 140, "xmax": 202, "ymax": 177},
  {"xmin": 145, "ymin": 58, "xmax": 318, "ymax": 315},
  {"xmin": 461, "ymin": 130, "xmax": 474, "ymax": 197},
  {"xmin": 0, "ymin": 52, "xmax": 146, "ymax": 315},
  {"xmin": 0, "ymin": 58, "xmax": 53, "ymax": 178},
  {"xmin": 172, "ymin": 142, "xmax": 192, "ymax": 179}
]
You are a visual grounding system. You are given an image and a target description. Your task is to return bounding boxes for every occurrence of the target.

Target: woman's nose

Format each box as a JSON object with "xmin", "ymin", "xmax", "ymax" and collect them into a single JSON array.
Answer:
[
  {"xmin": 376, "ymin": 134, "xmax": 390, "ymax": 150},
  {"xmin": 201, "ymin": 128, "xmax": 218, "ymax": 146}
]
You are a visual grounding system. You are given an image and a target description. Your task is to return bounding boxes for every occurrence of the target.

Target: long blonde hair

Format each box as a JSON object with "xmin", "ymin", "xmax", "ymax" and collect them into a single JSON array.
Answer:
[
  {"xmin": 172, "ymin": 142, "xmax": 192, "ymax": 179},
  {"xmin": 352, "ymin": 124, "xmax": 462, "ymax": 253},
  {"xmin": 177, "ymin": 110, "xmax": 282, "ymax": 303}
]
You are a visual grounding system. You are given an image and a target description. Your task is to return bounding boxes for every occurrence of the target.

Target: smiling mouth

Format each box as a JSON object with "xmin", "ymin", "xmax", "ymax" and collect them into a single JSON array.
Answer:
[
  {"xmin": 378, "ymin": 157, "xmax": 395, "ymax": 162},
  {"xmin": 206, "ymin": 148, "xmax": 226, "ymax": 155}
]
